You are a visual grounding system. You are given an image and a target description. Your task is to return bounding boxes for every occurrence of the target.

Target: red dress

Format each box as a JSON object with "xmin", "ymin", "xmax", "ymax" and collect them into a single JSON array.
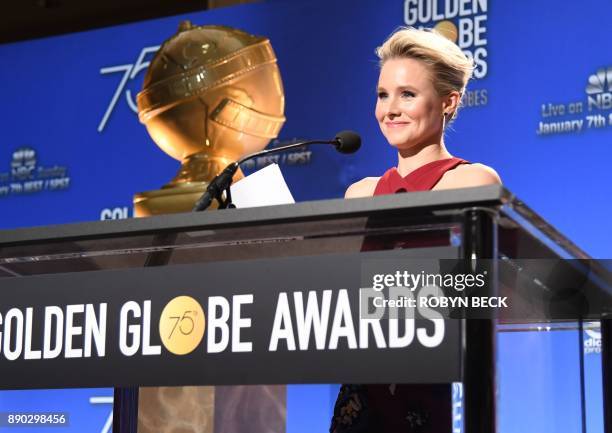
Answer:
[
  {"xmin": 360, "ymin": 157, "xmax": 469, "ymax": 252},
  {"xmin": 330, "ymin": 158, "xmax": 468, "ymax": 433},
  {"xmin": 373, "ymin": 157, "xmax": 468, "ymax": 195}
]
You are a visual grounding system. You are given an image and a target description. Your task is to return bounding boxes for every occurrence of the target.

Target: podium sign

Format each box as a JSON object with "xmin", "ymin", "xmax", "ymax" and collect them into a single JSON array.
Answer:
[{"xmin": 0, "ymin": 251, "xmax": 462, "ymax": 389}]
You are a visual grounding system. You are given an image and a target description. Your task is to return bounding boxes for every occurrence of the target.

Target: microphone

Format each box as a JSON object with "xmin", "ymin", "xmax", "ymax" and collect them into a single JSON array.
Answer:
[
  {"xmin": 192, "ymin": 130, "xmax": 361, "ymax": 211},
  {"xmin": 334, "ymin": 130, "xmax": 361, "ymax": 154}
]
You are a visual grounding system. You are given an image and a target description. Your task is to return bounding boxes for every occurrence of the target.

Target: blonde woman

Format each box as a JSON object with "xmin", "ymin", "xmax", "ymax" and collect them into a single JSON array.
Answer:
[
  {"xmin": 332, "ymin": 27, "xmax": 500, "ymax": 433},
  {"xmin": 346, "ymin": 27, "xmax": 500, "ymax": 199}
]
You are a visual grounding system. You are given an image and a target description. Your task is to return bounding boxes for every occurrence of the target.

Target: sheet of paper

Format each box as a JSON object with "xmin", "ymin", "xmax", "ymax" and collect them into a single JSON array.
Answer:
[{"xmin": 230, "ymin": 163, "xmax": 295, "ymax": 208}]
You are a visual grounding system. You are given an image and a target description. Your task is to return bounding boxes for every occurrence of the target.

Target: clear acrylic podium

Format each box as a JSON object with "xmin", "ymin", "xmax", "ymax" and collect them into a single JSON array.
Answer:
[{"xmin": 0, "ymin": 185, "xmax": 610, "ymax": 433}]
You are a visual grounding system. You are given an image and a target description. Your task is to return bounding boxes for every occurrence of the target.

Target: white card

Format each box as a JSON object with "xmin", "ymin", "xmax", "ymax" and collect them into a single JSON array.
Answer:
[{"xmin": 230, "ymin": 163, "xmax": 295, "ymax": 208}]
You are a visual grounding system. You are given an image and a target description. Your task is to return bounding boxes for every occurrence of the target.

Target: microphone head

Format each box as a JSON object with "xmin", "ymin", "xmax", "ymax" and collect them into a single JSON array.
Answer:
[{"xmin": 334, "ymin": 130, "xmax": 361, "ymax": 154}]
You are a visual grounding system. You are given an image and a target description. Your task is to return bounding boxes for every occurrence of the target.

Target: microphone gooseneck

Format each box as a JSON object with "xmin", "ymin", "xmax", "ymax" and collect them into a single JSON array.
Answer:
[
  {"xmin": 192, "ymin": 162, "xmax": 239, "ymax": 212},
  {"xmin": 193, "ymin": 131, "xmax": 362, "ymax": 212}
]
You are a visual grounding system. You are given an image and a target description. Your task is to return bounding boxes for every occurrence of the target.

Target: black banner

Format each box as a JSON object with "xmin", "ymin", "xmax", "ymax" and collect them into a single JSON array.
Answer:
[{"xmin": 0, "ymin": 251, "xmax": 462, "ymax": 389}]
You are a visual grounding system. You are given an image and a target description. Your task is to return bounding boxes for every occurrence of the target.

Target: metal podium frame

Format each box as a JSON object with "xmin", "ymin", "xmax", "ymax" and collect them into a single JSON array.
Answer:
[{"xmin": 0, "ymin": 185, "xmax": 609, "ymax": 433}]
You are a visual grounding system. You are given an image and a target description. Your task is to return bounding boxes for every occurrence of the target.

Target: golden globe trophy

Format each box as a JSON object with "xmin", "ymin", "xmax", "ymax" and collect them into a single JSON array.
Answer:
[
  {"xmin": 135, "ymin": 22, "xmax": 288, "ymax": 433},
  {"xmin": 135, "ymin": 21, "xmax": 286, "ymax": 216}
]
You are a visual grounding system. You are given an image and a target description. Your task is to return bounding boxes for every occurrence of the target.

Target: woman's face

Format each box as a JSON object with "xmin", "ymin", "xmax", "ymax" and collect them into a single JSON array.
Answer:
[{"xmin": 375, "ymin": 57, "xmax": 448, "ymax": 150}]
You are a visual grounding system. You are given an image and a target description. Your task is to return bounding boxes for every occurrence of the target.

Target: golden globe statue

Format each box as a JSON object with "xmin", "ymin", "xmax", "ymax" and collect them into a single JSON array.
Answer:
[{"xmin": 135, "ymin": 21, "xmax": 286, "ymax": 216}]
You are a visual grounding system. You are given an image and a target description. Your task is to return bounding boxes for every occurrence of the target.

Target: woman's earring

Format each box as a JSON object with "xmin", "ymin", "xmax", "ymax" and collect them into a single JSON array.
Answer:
[{"xmin": 442, "ymin": 111, "xmax": 453, "ymax": 129}]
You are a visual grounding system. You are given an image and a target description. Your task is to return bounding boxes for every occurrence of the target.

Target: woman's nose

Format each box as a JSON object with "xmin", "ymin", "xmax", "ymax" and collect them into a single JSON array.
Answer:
[{"xmin": 386, "ymin": 97, "xmax": 401, "ymax": 117}]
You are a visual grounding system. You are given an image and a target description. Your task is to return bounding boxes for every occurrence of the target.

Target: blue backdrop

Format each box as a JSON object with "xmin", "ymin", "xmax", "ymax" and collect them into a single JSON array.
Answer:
[
  {"xmin": 0, "ymin": 0, "xmax": 610, "ymax": 259},
  {"xmin": 0, "ymin": 0, "xmax": 608, "ymax": 432}
]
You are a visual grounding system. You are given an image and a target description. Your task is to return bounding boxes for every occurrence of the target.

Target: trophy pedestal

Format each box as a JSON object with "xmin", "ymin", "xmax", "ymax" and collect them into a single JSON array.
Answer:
[{"xmin": 134, "ymin": 182, "xmax": 218, "ymax": 216}]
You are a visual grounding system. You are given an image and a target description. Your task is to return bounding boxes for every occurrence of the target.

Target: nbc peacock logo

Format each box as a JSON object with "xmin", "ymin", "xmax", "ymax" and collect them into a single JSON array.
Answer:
[
  {"xmin": 586, "ymin": 66, "xmax": 612, "ymax": 111},
  {"xmin": 584, "ymin": 329, "xmax": 602, "ymax": 355},
  {"xmin": 10, "ymin": 147, "xmax": 37, "ymax": 181}
]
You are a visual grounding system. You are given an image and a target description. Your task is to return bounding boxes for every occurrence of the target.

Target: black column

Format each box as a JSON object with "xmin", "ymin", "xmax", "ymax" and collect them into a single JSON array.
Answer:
[
  {"xmin": 603, "ymin": 313, "xmax": 612, "ymax": 433},
  {"xmin": 461, "ymin": 209, "xmax": 497, "ymax": 433},
  {"xmin": 113, "ymin": 387, "xmax": 139, "ymax": 433},
  {"xmin": 112, "ymin": 232, "xmax": 177, "ymax": 432}
]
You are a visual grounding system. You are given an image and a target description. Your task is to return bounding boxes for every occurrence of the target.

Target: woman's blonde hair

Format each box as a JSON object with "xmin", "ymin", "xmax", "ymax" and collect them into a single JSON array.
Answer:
[{"xmin": 376, "ymin": 27, "xmax": 473, "ymax": 119}]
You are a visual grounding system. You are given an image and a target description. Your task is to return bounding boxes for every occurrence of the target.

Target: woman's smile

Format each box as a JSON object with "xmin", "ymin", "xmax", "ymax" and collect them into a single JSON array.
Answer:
[{"xmin": 384, "ymin": 121, "xmax": 410, "ymax": 128}]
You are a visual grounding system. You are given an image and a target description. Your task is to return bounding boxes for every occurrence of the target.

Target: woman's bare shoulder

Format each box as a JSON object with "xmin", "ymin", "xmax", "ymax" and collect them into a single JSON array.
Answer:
[
  {"xmin": 437, "ymin": 163, "xmax": 502, "ymax": 189},
  {"xmin": 345, "ymin": 177, "xmax": 380, "ymax": 198}
]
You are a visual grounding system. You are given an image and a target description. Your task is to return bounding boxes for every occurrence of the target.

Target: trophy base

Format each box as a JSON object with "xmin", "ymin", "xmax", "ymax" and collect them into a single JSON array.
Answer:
[{"xmin": 133, "ymin": 182, "xmax": 218, "ymax": 217}]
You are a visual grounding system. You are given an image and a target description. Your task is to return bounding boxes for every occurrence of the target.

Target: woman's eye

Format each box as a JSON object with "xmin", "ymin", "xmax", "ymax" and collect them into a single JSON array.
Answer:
[
  {"xmin": 377, "ymin": 92, "xmax": 388, "ymax": 99},
  {"xmin": 401, "ymin": 91, "xmax": 415, "ymax": 98}
]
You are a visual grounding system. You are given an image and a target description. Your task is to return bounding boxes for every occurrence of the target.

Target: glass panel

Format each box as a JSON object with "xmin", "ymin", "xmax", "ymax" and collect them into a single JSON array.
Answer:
[
  {"xmin": 498, "ymin": 323, "xmax": 584, "ymax": 433},
  {"xmin": 0, "ymin": 388, "xmax": 113, "ymax": 431},
  {"xmin": 583, "ymin": 321, "xmax": 604, "ymax": 433},
  {"xmin": 135, "ymin": 383, "xmax": 456, "ymax": 433},
  {"xmin": 0, "ymin": 213, "xmax": 462, "ymax": 277}
]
